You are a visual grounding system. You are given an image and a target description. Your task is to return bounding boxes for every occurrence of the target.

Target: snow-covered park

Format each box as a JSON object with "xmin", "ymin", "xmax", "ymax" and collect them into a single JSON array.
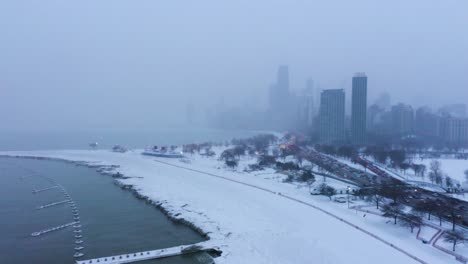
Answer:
[
  {"xmin": 1, "ymin": 148, "xmax": 465, "ymax": 264},
  {"xmin": 417, "ymin": 158, "xmax": 468, "ymax": 185}
]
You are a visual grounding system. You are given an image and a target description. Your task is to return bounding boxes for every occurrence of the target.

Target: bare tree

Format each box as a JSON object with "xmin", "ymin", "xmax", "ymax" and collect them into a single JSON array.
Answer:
[
  {"xmin": 428, "ymin": 172, "xmax": 436, "ymax": 184},
  {"xmin": 445, "ymin": 176, "xmax": 454, "ymax": 189},
  {"xmin": 373, "ymin": 194, "xmax": 384, "ymax": 209},
  {"xmin": 465, "ymin": 169, "xmax": 468, "ymax": 182},
  {"xmin": 379, "ymin": 182, "xmax": 408, "ymax": 204},
  {"xmin": 430, "ymin": 160, "xmax": 443, "ymax": 185},
  {"xmin": 381, "ymin": 203, "xmax": 404, "ymax": 224},
  {"xmin": 444, "ymin": 230, "xmax": 466, "ymax": 252},
  {"xmin": 413, "ymin": 200, "xmax": 437, "ymax": 221},
  {"xmin": 400, "ymin": 213, "xmax": 423, "ymax": 233},
  {"xmin": 435, "ymin": 173, "xmax": 443, "ymax": 186},
  {"xmin": 434, "ymin": 201, "xmax": 445, "ymax": 226},
  {"xmin": 446, "ymin": 200, "xmax": 462, "ymax": 231},
  {"xmin": 359, "ymin": 185, "xmax": 385, "ymax": 209}
]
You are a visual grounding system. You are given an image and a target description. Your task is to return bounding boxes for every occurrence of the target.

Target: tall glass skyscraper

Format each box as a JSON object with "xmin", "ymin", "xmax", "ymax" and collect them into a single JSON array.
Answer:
[
  {"xmin": 351, "ymin": 73, "xmax": 368, "ymax": 145},
  {"xmin": 319, "ymin": 89, "xmax": 345, "ymax": 144}
]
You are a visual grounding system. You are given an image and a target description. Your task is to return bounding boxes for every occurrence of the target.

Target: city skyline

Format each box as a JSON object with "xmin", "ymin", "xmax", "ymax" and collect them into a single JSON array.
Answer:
[{"xmin": 1, "ymin": 0, "xmax": 467, "ymax": 132}]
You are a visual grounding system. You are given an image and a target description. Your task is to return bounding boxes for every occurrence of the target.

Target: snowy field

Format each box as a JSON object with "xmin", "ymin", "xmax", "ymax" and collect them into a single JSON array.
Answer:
[
  {"xmin": 417, "ymin": 158, "xmax": 468, "ymax": 184},
  {"xmin": 0, "ymin": 149, "xmax": 464, "ymax": 264}
]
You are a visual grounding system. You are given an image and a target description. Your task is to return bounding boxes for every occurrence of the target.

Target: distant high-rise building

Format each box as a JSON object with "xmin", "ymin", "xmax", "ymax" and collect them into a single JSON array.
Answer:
[
  {"xmin": 277, "ymin": 65, "xmax": 289, "ymax": 92},
  {"xmin": 269, "ymin": 65, "xmax": 290, "ymax": 113},
  {"xmin": 375, "ymin": 92, "xmax": 391, "ymax": 110},
  {"xmin": 319, "ymin": 89, "xmax": 345, "ymax": 144},
  {"xmin": 415, "ymin": 107, "xmax": 439, "ymax": 138},
  {"xmin": 439, "ymin": 104, "xmax": 467, "ymax": 118},
  {"xmin": 447, "ymin": 118, "xmax": 468, "ymax": 145},
  {"xmin": 268, "ymin": 65, "xmax": 295, "ymax": 129},
  {"xmin": 305, "ymin": 78, "xmax": 314, "ymax": 94},
  {"xmin": 297, "ymin": 79, "xmax": 315, "ymax": 131},
  {"xmin": 391, "ymin": 103, "xmax": 414, "ymax": 136},
  {"xmin": 367, "ymin": 104, "xmax": 392, "ymax": 135},
  {"xmin": 438, "ymin": 114, "xmax": 468, "ymax": 145},
  {"xmin": 351, "ymin": 73, "xmax": 367, "ymax": 144}
]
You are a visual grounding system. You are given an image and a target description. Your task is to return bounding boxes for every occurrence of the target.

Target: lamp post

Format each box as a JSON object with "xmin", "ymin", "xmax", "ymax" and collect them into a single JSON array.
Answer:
[{"xmin": 347, "ymin": 186, "xmax": 351, "ymax": 209}]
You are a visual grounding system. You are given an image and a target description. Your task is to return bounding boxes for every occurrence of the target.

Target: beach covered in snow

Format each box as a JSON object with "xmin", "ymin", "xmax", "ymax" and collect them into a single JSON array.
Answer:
[{"xmin": 0, "ymin": 148, "xmax": 464, "ymax": 264}]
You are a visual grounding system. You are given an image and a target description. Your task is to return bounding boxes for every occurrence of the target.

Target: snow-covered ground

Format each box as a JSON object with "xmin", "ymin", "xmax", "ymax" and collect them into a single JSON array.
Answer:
[
  {"xmin": 0, "ymin": 149, "xmax": 464, "ymax": 264},
  {"xmin": 417, "ymin": 158, "xmax": 468, "ymax": 185}
]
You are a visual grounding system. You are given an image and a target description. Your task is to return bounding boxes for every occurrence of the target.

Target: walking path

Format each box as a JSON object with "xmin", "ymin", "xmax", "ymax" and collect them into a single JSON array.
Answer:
[
  {"xmin": 351, "ymin": 205, "xmax": 467, "ymax": 263},
  {"xmin": 153, "ymin": 159, "xmax": 430, "ymax": 264},
  {"xmin": 75, "ymin": 242, "xmax": 218, "ymax": 264}
]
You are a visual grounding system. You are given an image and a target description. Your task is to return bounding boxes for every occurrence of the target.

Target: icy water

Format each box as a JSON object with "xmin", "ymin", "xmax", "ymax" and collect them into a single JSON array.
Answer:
[{"xmin": 0, "ymin": 157, "xmax": 211, "ymax": 264}]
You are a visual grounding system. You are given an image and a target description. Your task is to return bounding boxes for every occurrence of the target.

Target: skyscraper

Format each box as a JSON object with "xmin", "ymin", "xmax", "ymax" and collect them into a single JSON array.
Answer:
[
  {"xmin": 297, "ymin": 80, "xmax": 315, "ymax": 131},
  {"xmin": 351, "ymin": 73, "xmax": 367, "ymax": 144},
  {"xmin": 268, "ymin": 65, "xmax": 290, "ymax": 113},
  {"xmin": 267, "ymin": 65, "xmax": 295, "ymax": 129},
  {"xmin": 391, "ymin": 103, "xmax": 415, "ymax": 136},
  {"xmin": 277, "ymin": 65, "xmax": 289, "ymax": 96},
  {"xmin": 319, "ymin": 89, "xmax": 345, "ymax": 144}
]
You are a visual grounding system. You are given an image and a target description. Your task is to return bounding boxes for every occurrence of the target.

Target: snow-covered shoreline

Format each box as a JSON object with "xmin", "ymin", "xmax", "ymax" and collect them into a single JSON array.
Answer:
[{"xmin": 0, "ymin": 149, "xmax": 463, "ymax": 264}]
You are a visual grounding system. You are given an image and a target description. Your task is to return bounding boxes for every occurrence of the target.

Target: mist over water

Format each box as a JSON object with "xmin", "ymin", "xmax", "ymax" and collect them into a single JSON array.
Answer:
[{"xmin": 0, "ymin": 129, "xmax": 260, "ymax": 151}]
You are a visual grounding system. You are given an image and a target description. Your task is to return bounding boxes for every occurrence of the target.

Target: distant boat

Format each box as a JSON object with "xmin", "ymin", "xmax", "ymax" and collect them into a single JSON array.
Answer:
[
  {"xmin": 142, "ymin": 145, "xmax": 184, "ymax": 158},
  {"xmin": 89, "ymin": 142, "xmax": 98, "ymax": 149}
]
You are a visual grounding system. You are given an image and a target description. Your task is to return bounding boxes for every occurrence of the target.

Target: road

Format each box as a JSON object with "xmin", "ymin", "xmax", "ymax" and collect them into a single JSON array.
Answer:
[{"xmin": 302, "ymin": 149, "xmax": 468, "ymax": 227}]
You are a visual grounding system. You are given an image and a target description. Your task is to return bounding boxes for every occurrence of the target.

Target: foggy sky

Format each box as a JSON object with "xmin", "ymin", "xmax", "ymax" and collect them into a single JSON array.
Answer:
[{"xmin": 1, "ymin": 0, "xmax": 467, "ymax": 131}]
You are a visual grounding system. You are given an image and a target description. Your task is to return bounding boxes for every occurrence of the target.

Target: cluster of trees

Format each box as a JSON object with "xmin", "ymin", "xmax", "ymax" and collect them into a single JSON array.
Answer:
[
  {"xmin": 411, "ymin": 198, "xmax": 466, "ymax": 251},
  {"xmin": 336, "ymin": 177, "xmax": 467, "ymax": 251},
  {"xmin": 366, "ymin": 132, "xmax": 467, "ymax": 154},
  {"xmin": 220, "ymin": 134, "xmax": 280, "ymax": 169},
  {"xmin": 427, "ymin": 160, "xmax": 459, "ymax": 191},
  {"xmin": 376, "ymin": 189, "xmax": 466, "ymax": 251},
  {"xmin": 231, "ymin": 134, "xmax": 278, "ymax": 154},
  {"xmin": 363, "ymin": 147, "xmax": 459, "ymax": 190},
  {"xmin": 363, "ymin": 147, "xmax": 407, "ymax": 168},
  {"xmin": 183, "ymin": 142, "xmax": 225, "ymax": 155},
  {"xmin": 275, "ymin": 161, "xmax": 300, "ymax": 171},
  {"xmin": 219, "ymin": 148, "xmax": 242, "ymax": 169},
  {"xmin": 319, "ymin": 183, "xmax": 337, "ymax": 200}
]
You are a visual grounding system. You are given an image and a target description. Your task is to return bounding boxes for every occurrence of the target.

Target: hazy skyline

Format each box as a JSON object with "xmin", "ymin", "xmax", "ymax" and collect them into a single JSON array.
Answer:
[{"xmin": 1, "ymin": 0, "xmax": 467, "ymax": 131}]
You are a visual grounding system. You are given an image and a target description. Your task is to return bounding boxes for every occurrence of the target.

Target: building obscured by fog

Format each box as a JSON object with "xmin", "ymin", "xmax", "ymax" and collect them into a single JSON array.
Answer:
[{"xmin": 319, "ymin": 89, "xmax": 345, "ymax": 144}]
